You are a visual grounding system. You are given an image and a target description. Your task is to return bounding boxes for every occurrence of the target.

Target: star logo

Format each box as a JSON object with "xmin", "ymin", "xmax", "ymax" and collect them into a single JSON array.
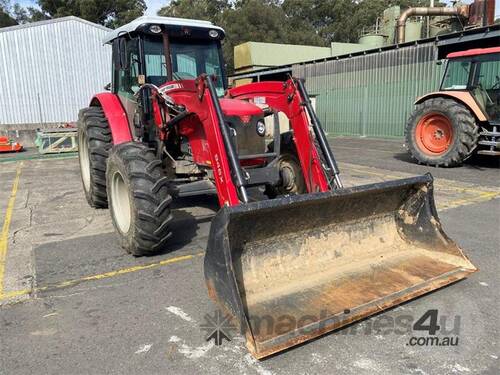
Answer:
[{"xmin": 200, "ymin": 310, "xmax": 236, "ymax": 346}]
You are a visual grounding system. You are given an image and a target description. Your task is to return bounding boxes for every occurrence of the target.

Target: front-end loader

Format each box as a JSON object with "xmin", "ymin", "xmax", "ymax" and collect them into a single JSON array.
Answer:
[{"xmin": 78, "ymin": 16, "xmax": 477, "ymax": 358}]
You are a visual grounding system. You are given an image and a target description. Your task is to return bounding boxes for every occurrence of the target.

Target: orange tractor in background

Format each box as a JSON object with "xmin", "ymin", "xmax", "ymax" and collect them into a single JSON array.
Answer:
[{"xmin": 406, "ymin": 47, "xmax": 499, "ymax": 166}]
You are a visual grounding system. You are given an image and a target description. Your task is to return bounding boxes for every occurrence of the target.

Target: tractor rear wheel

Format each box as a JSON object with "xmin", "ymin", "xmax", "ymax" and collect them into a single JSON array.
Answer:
[
  {"xmin": 78, "ymin": 107, "xmax": 112, "ymax": 208},
  {"xmin": 405, "ymin": 98, "xmax": 478, "ymax": 167},
  {"xmin": 265, "ymin": 132, "xmax": 306, "ymax": 198},
  {"xmin": 106, "ymin": 142, "xmax": 173, "ymax": 256}
]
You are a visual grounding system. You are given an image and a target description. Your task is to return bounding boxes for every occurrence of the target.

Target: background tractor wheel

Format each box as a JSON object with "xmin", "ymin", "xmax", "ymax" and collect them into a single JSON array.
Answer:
[
  {"xmin": 405, "ymin": 98, "xmax": 478, "ymax": 167},
  {"xmin": 78, "ymin": 107, "xmax": 112, "ymax": 208},
  {"xmin": 265, "ymin": 131, "xmax": 306, "ymax": 198},
  {"xmin": 106, "ymin": 142, "xmax": 173, "ymax": 256}
]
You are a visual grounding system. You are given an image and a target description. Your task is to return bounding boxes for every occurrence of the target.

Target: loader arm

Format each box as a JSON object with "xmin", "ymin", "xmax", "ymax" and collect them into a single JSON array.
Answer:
[
  {"xmin": 228, "ymin": 79, "xmax": 338, "ymax": 192},
  {"xmin": 168, "ymin": 76, "xmax": 339, "ymax": 206}
]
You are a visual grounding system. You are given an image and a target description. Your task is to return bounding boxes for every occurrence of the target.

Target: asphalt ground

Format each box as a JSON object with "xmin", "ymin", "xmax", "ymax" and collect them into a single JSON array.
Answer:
[{"xmin": 0, "ymin": 137, "xmax": 499, "ymax": 374}]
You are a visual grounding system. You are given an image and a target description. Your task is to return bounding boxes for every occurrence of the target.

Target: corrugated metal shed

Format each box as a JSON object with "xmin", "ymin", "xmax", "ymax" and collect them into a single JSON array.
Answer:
[
  {"xmin": 0, "ymin": 17, "xmax": 111, "ymax": 127},
  {"xmin": 293, "ymin": 43, "xmax": 445, "ymax": 137}
]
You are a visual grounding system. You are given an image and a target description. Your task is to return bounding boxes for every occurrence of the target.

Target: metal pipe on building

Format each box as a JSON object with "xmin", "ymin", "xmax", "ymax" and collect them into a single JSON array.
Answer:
[{"xmin": 397, "ymin": 6, "xmax": 469, "ymax": 43}]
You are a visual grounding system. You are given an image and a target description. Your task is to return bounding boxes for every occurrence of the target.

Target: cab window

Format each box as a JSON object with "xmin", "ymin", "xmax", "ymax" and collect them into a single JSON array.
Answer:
[{"xmin": 117, "ymin": 38, "xmax": 141, "ymax": 98}]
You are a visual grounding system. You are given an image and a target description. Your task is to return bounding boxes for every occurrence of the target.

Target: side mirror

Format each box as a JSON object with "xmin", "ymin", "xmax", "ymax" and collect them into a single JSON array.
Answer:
[
  {"xmin": 104, "ymin": 82, "xmax": 111, "ymax": 91},
  {"xmin": 436, "ymin": 60, "xmax": 443, "ymax": 66}
]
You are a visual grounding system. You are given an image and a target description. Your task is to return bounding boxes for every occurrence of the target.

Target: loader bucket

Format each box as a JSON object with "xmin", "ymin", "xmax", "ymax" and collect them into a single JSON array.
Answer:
[{"xmin": 204, "ymin": 174, "xmax": 476, "ymax": 358}]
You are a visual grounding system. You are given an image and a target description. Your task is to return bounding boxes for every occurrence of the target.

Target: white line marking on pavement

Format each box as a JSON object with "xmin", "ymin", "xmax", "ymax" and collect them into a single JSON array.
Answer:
[
  {"xmin": 353, "ymin": 358, "xmax": 382, "ymax": 373},
  {"xmin": 165, "ymin": 306, "xmax": 195, "ymax": 322},
  {"xmin": 135, "ymin": 344, "xmax": 152, "ymax": 354},
  {"xmin": 169, "ymin": 335, "xmax": 181, "ymax": 343},
  {"xmin": 168, "ymin": 335, "xmax": 214, "ymax": 359},
  {"xmin": 244, "ymin": 353, "xmax": 275, "ymax": 375},
  {"xmin": 42, "ymin": 312, "xmax": 59, "ymax": 318},
  {"xmin": 451, "ymin": 363, "xmax": 471, "ymax": 373}
]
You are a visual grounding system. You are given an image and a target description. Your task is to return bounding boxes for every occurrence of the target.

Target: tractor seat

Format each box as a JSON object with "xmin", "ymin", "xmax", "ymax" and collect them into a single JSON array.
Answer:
[
  {"xmin": 472, "ymin": 85, "xmax": 493, "ymax": 113},
  {"xmin": 147, "ymin": 76, "xmax": 167, "ymax": 87}
]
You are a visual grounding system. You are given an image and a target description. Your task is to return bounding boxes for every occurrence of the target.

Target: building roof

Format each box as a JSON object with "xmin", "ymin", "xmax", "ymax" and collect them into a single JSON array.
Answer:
[
  {"xmin": 447, "ymin": 46, "xmax": 500, "ymax": 58},
  {"xmin": 102, "ymin": 16, "xmax": 225, "ymax": 44},
  {"xmin": 234, "ymin": 42, "xmax": 332, "ymax": 71},
  {"xmin": 0, "ymin": 16, "xmax": 110, "ymax": 34}
]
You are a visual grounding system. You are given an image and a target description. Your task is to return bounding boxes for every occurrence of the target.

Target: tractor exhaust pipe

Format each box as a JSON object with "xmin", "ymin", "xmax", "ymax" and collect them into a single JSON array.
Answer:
[{"xmin": 397, "ymin": 6, "xmax": 469, "ymax": 44}]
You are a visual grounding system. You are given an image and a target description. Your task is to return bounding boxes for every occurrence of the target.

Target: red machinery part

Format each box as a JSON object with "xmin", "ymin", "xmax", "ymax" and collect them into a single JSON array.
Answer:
[
  {"xmin": 90, "ymin": 93, "xmax": 133, "ymax": 145},
  {"xmin": 415, "ymin": 112, "xmax": 454, "ymax": 155},
  {"xmin": 0, "ymin": 136, "xmax": 23, "ymax": 153},
  {"xmin": 228, "ymin": 80, "xmax": 330, "ymax": 194}
]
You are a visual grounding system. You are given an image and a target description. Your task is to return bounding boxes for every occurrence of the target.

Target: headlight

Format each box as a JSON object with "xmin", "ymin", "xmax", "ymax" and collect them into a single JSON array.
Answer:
[
  {"xmin": 209, "ymin": 30, "xmax": 219, "ymax": 38},
  {"xmin": 256, "ymin": 120, "xmax": 266, "ymax": 137}
]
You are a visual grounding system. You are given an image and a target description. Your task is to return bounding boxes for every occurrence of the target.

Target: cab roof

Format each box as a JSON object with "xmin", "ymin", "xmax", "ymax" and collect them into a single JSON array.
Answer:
[
  {"xmin": 447, "ymin": 47, "xmax": 500, "ymax": 59},
  {"xmin": 103, "ymin": 16, "xmax": 225, "ymax": 44}
]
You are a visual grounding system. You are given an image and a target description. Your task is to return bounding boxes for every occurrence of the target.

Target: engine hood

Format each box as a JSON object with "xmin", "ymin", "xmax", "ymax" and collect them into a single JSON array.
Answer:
[{"xmin": 219, "ymin": 98, "xmax": 263, "ymax": 118}]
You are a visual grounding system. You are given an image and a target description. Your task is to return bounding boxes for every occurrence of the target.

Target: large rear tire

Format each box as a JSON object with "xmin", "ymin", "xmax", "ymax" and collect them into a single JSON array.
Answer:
[
  {"xmin": 106, "ymin": 142, "xmax": 173, "ymax": 256},
  {"xmin": 405, "ymin": 98, "xmax": 478, "ymax": 167},
  {"xmin": 78, "ymin": 107, "xmax": 112, "ymax": 208}
]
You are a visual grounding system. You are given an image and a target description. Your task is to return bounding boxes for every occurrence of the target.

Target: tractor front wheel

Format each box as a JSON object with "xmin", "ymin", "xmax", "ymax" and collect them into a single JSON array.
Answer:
[
  {"xmin": 265, "ymin": 132, "xmax": 306, "ymax": 198},
  {"xmin": 106, "ymin": 142, "xmax": 173, "ymax": 256},
  {"xmin": 405, "ymin": 98, "xmax": 478, "ymax": 167}
]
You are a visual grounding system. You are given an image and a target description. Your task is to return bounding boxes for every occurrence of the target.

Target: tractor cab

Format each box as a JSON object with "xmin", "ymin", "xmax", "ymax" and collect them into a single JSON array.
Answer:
[
  {"xmin": 104, "ymin": 17, "xmax": 228, "ymax": 119},
  {"xmin": 104, "ymin": 16, "xmax": 266, "ymax": 159},
  {"xmin": 441, "ymin": 48, "xmax": 500, "ymax": 122},
  {"xmin": 105, "ymin": 16, "xmax": 227, "ymax": 92}
]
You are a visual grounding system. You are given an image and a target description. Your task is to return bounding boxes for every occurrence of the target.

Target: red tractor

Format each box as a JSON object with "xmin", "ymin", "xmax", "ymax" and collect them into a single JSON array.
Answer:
[
  {"xmin": 406, "ymin": 47, "xmax": 500, "ymax": 166},
  {"xmin": 78, "ymin": 17, "xmax": 476, "ymax": 359}
]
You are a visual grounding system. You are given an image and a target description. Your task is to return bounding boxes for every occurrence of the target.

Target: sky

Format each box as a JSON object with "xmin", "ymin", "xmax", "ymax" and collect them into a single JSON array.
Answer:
[{"xmin": 13, "ymin": 0, "xmax": 500, "ymax": 19}]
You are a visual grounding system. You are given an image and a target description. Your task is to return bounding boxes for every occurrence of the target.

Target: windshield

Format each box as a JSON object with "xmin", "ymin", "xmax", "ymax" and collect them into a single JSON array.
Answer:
[
  {"xmin": 473, "ymin": 54, "xmax": 500, "ymax": 121},
  {"xmin": 441, "ymin": 60, "xmax": 471, "ymax": 90},
  {"xmin": 143, "ymin": 36, "xmax": 225, "ymax": 96}
]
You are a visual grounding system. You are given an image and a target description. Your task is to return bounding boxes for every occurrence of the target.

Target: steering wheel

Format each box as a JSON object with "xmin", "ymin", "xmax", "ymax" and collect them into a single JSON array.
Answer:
[{"xmin": 477, "ymin": 82, "xmax": 495, "ymax": 106}]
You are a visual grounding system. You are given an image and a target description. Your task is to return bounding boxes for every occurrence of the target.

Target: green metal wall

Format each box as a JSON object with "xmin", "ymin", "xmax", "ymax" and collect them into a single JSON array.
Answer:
[{"xmin": 293, "ymin": 44, "xmax": 446, "ymax": 138}]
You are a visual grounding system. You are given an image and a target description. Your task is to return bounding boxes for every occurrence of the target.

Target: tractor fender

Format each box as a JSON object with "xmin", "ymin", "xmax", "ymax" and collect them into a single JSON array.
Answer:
[
  {"xmin": 90, "ymin": 93, "xmax": 132, "ymax": 145},
  {"xmin": 415, "ymin": 92, "xmax": 487, "ymax": 122}
]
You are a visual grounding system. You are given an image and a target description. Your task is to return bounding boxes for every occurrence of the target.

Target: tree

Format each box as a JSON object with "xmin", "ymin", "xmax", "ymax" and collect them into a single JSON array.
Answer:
[
  {"xmin": 159, "ymin": 0, "xmax": 325, "ymax": 72},
  {"xmin": 283, "ymin": 0, "xmax": 441, "ymax": 43},
  {"xmin": 0, "ymin": 0, "xmax": 17, "ymax": 27},
  {"xmin": 0, "ymin": 8, "xmax": 17, "ymax": 27},
  {"xmin": 158, "ymin": 0, "xmax": 446, "ymax": 72},
  {"xmin": 159, "ymin": 0, "xmax": 229, "ymax": 23}
]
